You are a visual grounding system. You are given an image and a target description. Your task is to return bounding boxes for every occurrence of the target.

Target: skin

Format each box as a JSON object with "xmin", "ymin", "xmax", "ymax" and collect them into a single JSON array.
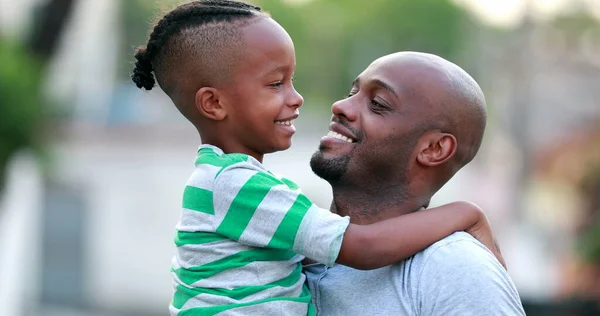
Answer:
[
  {"xmin": 193, "ymin": 17, "xmax": 303, "ymax": 163},
  {"xmin": 311, "ymin": 51, "xmax": 488, "ymax": 225}
]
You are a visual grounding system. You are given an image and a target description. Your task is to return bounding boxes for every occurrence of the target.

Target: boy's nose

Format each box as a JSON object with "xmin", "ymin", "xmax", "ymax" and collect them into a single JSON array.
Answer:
[{"xmin": 288, "ymin": 87, "xmax": 304, "ymax": 108}]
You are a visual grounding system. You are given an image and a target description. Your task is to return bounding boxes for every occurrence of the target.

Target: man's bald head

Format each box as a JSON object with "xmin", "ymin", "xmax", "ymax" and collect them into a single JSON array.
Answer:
[{"xmin": 376, "ymin": 52, "xmax": 487, "ymax": 168}]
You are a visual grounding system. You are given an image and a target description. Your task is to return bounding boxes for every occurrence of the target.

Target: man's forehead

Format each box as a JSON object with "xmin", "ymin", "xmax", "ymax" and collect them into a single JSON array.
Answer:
[
  {"xmin": 356, "ymin": 57, "xmax": 411, "ymax": 93},
  {"xmin": 362, "ymin": 55, "xmax": 450, "ymax": 92}
]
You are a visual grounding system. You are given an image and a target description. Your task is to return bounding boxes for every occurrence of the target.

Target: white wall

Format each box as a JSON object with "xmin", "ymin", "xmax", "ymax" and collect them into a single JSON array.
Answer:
[{"xmin": 0, "ymin": 153, "xmax": 43, "ymax": 316}]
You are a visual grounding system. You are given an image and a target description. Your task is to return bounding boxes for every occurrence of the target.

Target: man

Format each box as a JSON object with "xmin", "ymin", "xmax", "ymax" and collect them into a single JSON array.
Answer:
[{"xmin": 305, "ymin": 52, "xmax": 525, "ymax": 315}]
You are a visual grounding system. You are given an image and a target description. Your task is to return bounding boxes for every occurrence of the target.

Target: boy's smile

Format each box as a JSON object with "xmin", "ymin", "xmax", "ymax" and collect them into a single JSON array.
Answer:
[{"xmin": 274, "ymin": 113, "xmax": 299, "ymax": 135}]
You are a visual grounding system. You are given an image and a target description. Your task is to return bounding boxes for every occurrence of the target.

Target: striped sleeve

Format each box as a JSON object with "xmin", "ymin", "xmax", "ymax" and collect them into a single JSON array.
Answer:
[{"xmin": 212, "ymin": 164, "xmax": 349, "ymax": 265}]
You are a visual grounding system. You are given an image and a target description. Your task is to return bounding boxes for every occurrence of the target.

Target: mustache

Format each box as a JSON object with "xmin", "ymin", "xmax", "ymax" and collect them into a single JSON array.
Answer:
[{"xmin": 332, "ymin": 117, "xmax": 363, "ymax": 141}]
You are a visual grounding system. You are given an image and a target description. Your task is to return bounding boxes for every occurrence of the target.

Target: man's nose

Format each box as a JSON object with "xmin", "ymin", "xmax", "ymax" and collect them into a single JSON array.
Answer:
[{"xmin": 331, "ymin": 97, "xmax": 357, "ymax": 122}]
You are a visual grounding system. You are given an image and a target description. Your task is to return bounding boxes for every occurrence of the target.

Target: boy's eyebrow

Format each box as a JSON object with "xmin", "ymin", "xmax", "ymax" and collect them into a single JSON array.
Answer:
[{"xmin": 263, "ymin": 65, "xmax": 293, "ymax": 76}]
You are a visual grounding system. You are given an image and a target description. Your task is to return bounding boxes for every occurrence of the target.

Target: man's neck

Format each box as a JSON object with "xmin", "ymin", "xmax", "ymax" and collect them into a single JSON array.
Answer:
[{"xmin": 330, "ymin": 184, "xmax": 429, "ymax": 225}]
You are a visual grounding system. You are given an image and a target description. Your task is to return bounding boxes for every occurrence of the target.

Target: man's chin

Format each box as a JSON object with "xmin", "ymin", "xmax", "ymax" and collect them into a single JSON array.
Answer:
[{"xmin": 309, "ymin": 150, "xmax": 350, "ymax": 183}]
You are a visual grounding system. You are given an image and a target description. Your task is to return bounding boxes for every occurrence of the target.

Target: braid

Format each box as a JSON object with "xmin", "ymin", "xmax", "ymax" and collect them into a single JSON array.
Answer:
[
  {"xmin": 131, "ymin": 0, "xmax": 262, "ymax": 91},
  {"xmin": 132, "ymin": 47, "xmax": 155, "ymax": 90}
]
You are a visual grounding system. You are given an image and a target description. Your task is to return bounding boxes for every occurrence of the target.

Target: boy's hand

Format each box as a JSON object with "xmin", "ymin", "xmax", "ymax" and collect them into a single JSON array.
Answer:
[{"xmin": 459, "ymin": 201, "xmax": 507, "ymax": 270}]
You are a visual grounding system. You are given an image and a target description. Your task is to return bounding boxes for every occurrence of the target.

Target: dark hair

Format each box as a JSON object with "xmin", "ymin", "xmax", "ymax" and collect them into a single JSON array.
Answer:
[{"xmin": 131, "ymin": 0, "xmax": 263, "ymax": 91}]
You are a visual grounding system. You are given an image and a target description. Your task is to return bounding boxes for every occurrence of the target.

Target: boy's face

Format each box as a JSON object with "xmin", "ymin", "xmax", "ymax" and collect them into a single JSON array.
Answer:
[{"xmin": 220, "ymin": 17, "xmax": 303, "ymax": 159}]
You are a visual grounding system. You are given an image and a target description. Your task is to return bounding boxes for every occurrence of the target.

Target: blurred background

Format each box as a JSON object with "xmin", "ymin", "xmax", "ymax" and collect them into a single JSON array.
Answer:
[{"xmin": 0, "ymin": 0, "xmax": 599, "ymax": 315}]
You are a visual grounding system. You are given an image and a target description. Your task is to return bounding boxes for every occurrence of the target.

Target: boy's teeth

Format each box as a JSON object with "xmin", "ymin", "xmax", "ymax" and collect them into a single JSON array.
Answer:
[
  {"xmin": 326, "ymin": 131, "xmax": 353, "ymax": 143},
  {"xmin": 276, "ymin": 119, "xmax": 294, "ymax": 126}
]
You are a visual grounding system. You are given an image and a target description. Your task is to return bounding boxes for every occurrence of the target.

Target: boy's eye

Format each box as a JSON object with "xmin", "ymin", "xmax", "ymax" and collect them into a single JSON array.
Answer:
[{"xmin": 269, "ymin": 81, "xmax": 284, "ymax": 87}]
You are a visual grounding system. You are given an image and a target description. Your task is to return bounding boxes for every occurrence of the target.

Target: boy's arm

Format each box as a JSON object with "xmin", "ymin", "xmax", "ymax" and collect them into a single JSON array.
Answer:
[
  {"xmin": 212, "ymin": 167, "xmax": 503, "ymax": 270},
  {"xmin": 336, "ymin": 201, "xmax": 506, "ymax": 270}
]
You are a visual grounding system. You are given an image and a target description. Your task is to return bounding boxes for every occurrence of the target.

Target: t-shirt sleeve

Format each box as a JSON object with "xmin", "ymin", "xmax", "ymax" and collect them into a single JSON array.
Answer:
[
  {"xmin": 212, "ymin": 164, "xmax": 350, "ymax": 266},
  {"xmin": 415, "ymin": 234, "xmax": 526, "ymax": 316}
]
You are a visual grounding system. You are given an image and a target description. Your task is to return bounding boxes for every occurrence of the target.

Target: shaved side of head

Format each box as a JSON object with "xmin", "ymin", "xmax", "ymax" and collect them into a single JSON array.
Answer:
[
  {"xmin": 154, "ymin": 16, "xmax": 267, "ymax": 109},
  {"xmin": 131, "ymin": 1, "xmax": 270, "ymax": 125},
  {"xmin": 154, "ymin": 16, "xmax": 271, "ymax": 127}
]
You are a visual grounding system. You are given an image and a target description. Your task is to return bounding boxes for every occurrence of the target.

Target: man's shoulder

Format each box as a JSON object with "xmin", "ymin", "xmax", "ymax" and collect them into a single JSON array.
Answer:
[
  {"xmin": 407, "ymin": 231, "xmax": 503, "ymax": 274},
  {"xmin": 419, "ymin": 231, "xmax": 493, "ymax": 261},
  {"xmin": 387, "ymin": 231, "xmax": 503, "ymax": 283},
  {"xmin": 399, "ymin": 232, "xmax": 526, "ymax": 315}
]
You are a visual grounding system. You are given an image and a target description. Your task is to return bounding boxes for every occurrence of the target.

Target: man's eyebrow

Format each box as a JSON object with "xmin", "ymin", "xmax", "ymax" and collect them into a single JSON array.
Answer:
[
  {"xmin": 372, "ymin": 79, "xmax": 398, "ymax": 98},
  {"xmin": 352, "ymin": 77, "xmax": 398, "ymax": 98}
]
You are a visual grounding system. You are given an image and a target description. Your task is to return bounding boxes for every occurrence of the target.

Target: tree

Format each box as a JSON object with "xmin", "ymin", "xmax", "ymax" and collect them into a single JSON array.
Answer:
[{"xmin": 0, "ymin": 0, "xmax": 77, "ymax": 195}]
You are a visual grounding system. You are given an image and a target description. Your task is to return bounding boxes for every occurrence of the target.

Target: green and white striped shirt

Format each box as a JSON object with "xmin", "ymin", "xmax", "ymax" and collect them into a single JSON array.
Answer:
[{"xmin": 170, "ymin": 145, "xmax": 350, "ymax": 316}]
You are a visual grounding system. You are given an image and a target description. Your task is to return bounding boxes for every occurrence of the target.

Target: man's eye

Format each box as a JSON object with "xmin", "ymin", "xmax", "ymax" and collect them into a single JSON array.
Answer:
[{"xmin": 370, "ymin": 99, "xmax": 388, "ymax": 113}]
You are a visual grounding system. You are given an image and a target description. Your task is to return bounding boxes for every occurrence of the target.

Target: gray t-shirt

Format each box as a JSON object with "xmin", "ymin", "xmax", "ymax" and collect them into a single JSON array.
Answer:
[{"xmin": 304, "ymin": 232, "xmax": 525, "ymax": 316}]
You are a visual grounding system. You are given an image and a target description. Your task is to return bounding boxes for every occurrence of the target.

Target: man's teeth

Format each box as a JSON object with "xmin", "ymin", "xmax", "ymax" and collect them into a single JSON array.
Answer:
[
  {"xmin": 327, "ymin": 131, "xmax": 354, "ymax": 143},
  {"xmin": 275, "ymin": 119, "xmax": 294, "ymax": 126}
]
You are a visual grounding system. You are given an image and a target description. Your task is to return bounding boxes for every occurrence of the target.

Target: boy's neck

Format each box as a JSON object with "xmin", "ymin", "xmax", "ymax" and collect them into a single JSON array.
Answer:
[{"xmin": 201, "ymin": 134, "xmax": 264, "ymax": 163}]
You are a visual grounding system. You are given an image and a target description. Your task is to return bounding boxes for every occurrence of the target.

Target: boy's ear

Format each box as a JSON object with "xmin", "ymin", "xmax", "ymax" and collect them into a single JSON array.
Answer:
[{"xmin": 195, "ymin": 87, "xmax": 227, "ymax": 121}]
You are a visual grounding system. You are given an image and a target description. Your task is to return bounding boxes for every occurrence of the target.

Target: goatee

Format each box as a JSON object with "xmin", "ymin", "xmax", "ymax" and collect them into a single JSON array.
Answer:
[{"xmin": 310, "ymin": 145, "xmax": 351, "ymax": 184}]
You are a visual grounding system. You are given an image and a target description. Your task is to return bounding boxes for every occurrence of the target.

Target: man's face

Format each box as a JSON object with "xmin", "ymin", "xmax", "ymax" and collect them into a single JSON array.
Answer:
[{"xmin": 310, "ymin": 56, "xmax": 430, "ymax": 185}]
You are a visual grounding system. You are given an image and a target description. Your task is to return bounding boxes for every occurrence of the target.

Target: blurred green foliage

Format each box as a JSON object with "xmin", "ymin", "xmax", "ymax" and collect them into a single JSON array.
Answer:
[
  {"xmin": 577, "ymin": 163, "xmax": 600, "ymax": 263},
  {"xmin": 118, "ymin": 0, "xmax": 165, "ymax": 79},
  {"xmin": 0, "ymin": 0, "xmax": 74, "ymax": 195},
  {"xmin": 0, "ymin": 40, "xmax": 44, "ymax": 191}
]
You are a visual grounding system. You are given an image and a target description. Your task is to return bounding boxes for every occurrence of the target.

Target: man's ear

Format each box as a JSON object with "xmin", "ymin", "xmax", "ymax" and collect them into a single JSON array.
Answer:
[
  {"xmin": 195, "ymin": 87, "xmax": 227, "ymax": 121},
  {"xmin": 416, "ymin": 132, "xmax": 457, "ymax": 167}
]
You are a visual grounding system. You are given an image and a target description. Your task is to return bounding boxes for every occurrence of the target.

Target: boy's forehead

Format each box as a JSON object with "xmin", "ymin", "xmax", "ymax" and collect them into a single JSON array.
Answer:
[
  {"xmin": 241, "ymin": 17, "xmax": 293, "ymax": 50},
  {"xmin": 235, "ymin": 18, "xmax": 296, "ymax": 76}
]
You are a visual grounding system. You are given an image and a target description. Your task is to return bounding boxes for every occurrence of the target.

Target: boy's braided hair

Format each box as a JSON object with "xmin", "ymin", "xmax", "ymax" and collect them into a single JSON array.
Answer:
[{"xmin": 132, "ymin": 0, "xmax": 264, "ymax": 92}]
